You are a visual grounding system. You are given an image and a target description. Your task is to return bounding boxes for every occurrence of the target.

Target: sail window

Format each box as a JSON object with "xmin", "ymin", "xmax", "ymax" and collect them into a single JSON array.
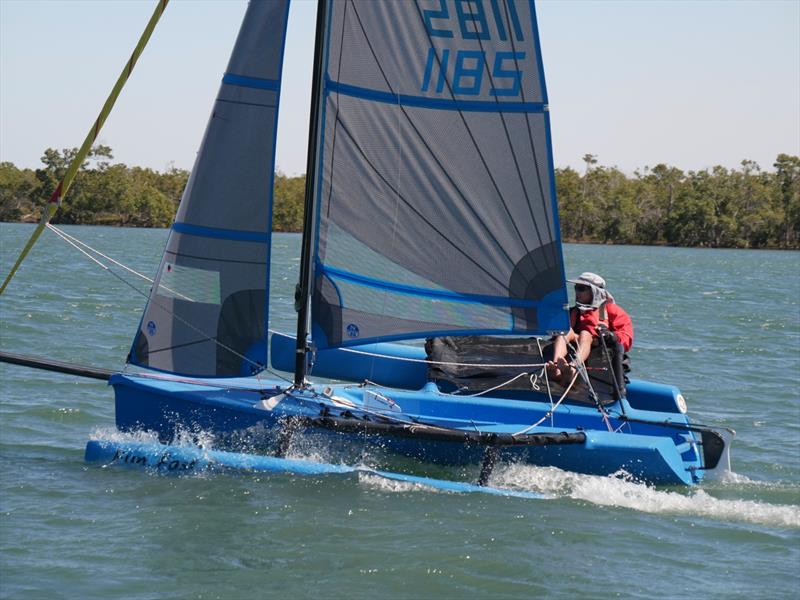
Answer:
[{"xmin": 157, "ymin": 263, "xmax": 221, "ymax": 305}]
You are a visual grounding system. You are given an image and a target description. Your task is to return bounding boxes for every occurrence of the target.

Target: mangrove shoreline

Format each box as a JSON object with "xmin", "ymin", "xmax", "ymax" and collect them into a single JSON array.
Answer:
[{"xmin": 1, "ymin": 147, "xmax": 797, "ymax": 249}]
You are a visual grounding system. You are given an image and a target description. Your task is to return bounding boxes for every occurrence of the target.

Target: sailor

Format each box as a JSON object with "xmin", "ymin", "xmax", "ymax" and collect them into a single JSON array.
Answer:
[{"xmin": 546, "ymin": 272, "xmax": 633, "ymax": 384}]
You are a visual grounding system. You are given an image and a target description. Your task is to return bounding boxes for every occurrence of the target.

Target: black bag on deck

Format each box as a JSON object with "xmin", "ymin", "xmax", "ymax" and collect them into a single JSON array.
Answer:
[{"xmin": 425, "ymin": 335, "xmax": 625, "ymax": 404}]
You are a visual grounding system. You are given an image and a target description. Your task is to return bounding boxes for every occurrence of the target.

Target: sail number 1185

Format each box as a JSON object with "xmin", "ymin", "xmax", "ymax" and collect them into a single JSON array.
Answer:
[{"xmin": 420, "ymin": 0, "xmax": 528, "ymax": 97}]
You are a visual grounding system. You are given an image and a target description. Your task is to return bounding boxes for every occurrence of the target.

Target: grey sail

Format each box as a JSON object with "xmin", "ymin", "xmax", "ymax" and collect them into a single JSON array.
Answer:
[
  {"xmin": 130, "ymin": 0, "xmax": 291, "ymax": 376},
  {"xmin": 308, "ymin": 0, "xmax": 569, "ymax": 350}
]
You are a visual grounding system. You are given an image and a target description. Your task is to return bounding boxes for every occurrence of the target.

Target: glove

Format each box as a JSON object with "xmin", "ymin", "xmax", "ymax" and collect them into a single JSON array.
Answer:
[{"xmin": 596, "ymin": 323, "xmax": 618, "ymax": 345}]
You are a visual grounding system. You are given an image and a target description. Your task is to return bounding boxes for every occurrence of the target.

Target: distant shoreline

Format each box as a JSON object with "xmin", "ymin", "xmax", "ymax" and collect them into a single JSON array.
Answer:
[
  {"xmin": 2, "ymin": 150, "xmax": 797, "ymax": 250},
  {"xmin": 3, "ymin": 220, "xmax": 797, "ymax": 252}
]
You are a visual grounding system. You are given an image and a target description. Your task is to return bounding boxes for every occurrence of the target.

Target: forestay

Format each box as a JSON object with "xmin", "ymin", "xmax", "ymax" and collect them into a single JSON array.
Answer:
[
  {"xmin": 130, "ymin": 1, "xmax": 290, "ymax": 377},
  {"xmin": 309, "ymin": 0, "xmax": 569, "ymax": 349}
]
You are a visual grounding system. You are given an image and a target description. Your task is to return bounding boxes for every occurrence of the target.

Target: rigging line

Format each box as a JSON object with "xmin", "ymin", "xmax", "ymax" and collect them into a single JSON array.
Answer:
[
  {"xmin": 318, "ymin": 343, "xmax": 547, "ymax": 369},
  {"xmin": 163, "ymin": 250, "xmax": 267, "ymax": 266},
  {"xmin": 46, "ymin": 225, "xmax": 114, "ymax": 272},
  {"xmin": 505, "ymin": 0, "xmax": 558, "ymax": 265},
  {"xmin": 85, "ymin": 251, "xmax": 267, "ymax": 378},
  {"xmin": 468, "ymin": 4, "xmax": 552, "ymax": 271},
  {"xmin": 47, "ymin": 225, "xmax": 194, "ymax": 302},
  {"xmin": 267, "ymin": 328, "xmax": 550, "ymax": 369},
  {"xmin": 568, "ymin": 339, "xmax": 613, "ymax": 432},
  {"xmin": 330, "ymin": 117, "xmax": 509, "ymax": 292},
  {"xmin": 536, "ymin": 336, "xmax": 556, "ymax": 424},
  {"xmin": 143, "ymin": 336, "xmax": 220, "ymax": 355},
  {"xmin": 47, "ymin": 225, "xmax": 153, "ymax": 283},
  {"xmin": 270, "ymin": 329, "xmax": 615, "ymax": 371},
  {"xmin": 47, "ymin": 225, "xmax": 284, "ymax": 383},
  {"xmin": 0, "ymin": 0, "xmax": 170, "ymax": 296},
  {"xmin": 512, "ymin": 369, "xmax": 578, "ymax": 436},
  {"xmin": 410, "ymin": 2, "xmax": 533, "ymax": 264},
  {"xmin": 345, "ymin": 2, "xmax": 518, "ymax": 273},
  {"xmin": 456, "ymin": 371, "xmax": 530, "ymax": 397}
]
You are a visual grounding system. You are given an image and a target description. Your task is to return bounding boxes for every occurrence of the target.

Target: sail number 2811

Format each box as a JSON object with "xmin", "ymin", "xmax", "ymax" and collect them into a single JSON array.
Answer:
[{"xmin": 420, "ymin": 0, "xmax": 527, "ymax": 97}]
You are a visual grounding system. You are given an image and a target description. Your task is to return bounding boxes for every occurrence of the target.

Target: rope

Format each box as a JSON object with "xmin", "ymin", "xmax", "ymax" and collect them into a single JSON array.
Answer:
[
  {"xmin": 455, "ymin": 371, "xmax": 533, "ymax": 397},
  {"xmin": 568, "ymin": 340, "xmax": 614, "ymax": 432},
  {"xmin": 536, "ymin": 336, "xmax": 556, "ymax": 425},
  {"xmin": 48, "ymin": 224, "xmax": 154, "ymax": 284},
  {"xmin": 47, "ymin": 225, "xmax": 193, "ymax": 301},
  {"xmin": 44, "ymin": 226, "xmax": 291, "ymax": 384},
  {"xmin": 42, "ymin": 227, "xmax": 599, "ymax": 411},
  {"xmin": 308, "ymin": 343, "xmax": 549, "ymax": 369},
  {"xmin": 512, "ymin": 369, "xmax": 579, "ymax": 436},
  {"xmin": 43, "ymin": 229, "xmax": 618, "ymax": 445},
  {"xmin": 46, "ymin": 225, "xmax": 112, "ymax": 271}
]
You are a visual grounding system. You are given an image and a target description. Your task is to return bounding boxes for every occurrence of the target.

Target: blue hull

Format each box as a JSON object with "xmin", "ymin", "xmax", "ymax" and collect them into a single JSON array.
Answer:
[{"xmin": 111, "ymin": 367, "xmax": 708, "ymax": 486}]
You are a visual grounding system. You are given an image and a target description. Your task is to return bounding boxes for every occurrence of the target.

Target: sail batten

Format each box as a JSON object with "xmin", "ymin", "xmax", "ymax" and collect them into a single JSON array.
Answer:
[{"xmin": 309, "ymin": 0, "xmax": 569, "ymax": 349}]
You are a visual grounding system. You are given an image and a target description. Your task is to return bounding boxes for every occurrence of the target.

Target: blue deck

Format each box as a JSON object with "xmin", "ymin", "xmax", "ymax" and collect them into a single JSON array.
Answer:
[{"xmin": 110, "ymin": 362, "xmax": 705, "ymax": 486}]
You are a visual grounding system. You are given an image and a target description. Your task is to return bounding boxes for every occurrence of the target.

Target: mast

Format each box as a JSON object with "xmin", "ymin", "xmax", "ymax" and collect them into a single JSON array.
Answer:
[{"xmin": 294, "ymin": 0, "xmax": 328, "ymax": 386}]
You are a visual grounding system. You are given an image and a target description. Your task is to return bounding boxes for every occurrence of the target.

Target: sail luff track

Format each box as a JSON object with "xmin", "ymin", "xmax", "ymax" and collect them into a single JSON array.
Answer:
[{"xmin": 295, "ymin": 0, "xmax": 332, "ymax": 385}]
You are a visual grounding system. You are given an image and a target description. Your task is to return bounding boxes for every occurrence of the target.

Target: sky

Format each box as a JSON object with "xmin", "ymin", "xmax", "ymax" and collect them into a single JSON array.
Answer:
[{"xmin": 1, "ymin": 0, "xmax": 798, "ymax": 176}]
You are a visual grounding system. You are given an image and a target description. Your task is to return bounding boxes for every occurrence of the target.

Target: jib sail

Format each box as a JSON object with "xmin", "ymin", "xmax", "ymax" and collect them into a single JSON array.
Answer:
[{"xmin": 130, "ymin": 1, "xmax": 291, "ymax": 376}]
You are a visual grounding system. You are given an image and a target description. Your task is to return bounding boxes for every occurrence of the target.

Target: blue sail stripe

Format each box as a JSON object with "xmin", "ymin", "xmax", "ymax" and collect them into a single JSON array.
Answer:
[
  {"xmin": 326, "ymin": 79, "xmax": 546, "ymax": 113},
  {"xmin": 222, "ymin": 73, "xmax": 280, "ymax": 91},
  {"xmin": 172, "ymin": 222, "xmax": 269, "ymax": 243},
  {"xmin": 320, "ymin": 265, "xmax": 534, "ymax": 308}
]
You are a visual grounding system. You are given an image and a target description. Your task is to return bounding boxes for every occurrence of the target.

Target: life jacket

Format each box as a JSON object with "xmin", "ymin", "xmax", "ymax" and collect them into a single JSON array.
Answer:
[
  {"xmin": 569, "ymin": 303, "xmax": 633, "ymax": 352},
  {"xmin": 569, "ymin": 305, "xmax": 631, "ymax": 392}
]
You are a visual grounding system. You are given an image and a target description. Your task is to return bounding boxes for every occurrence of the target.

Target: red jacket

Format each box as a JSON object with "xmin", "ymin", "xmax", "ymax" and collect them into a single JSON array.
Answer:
[{"xmin": 570, "ymin": 303, "xmax": 633, "ymax": 351}]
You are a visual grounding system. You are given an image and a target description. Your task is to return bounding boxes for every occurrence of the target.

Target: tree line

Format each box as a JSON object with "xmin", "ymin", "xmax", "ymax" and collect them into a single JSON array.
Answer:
[
  {"xmin": 557, "ymin": 153, "xmax": 799, "ymax": 249},
  {"xmin": 1, "ymin": 147, "xmax": 798, "ymax": 248}
]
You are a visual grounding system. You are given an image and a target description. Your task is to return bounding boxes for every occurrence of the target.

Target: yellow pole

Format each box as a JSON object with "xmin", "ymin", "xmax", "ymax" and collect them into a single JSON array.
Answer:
[{"xmin": 0, "ymin": 0, "xmax": 170, "ymax": 295}]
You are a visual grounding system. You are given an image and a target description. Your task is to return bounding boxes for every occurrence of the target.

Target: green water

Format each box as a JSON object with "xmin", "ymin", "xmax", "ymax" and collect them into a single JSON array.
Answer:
[{"xmin": 1, "ymin": 223, "xmax": 798, "ymax": 599}]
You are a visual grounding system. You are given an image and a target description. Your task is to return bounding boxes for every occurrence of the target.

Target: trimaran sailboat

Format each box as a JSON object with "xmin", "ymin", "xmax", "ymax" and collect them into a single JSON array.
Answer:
[{"xmin": 2, "ymin": 0, "xmax": 733, "ymax": 494}]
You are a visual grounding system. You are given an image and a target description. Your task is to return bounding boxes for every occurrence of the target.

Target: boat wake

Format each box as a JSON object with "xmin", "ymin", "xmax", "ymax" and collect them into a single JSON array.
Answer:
[
  {"xmin": 491, "ymin": 463, "xmax": 800, "ymax": 528},
  {"xmin": 87, "ymin": 428, "xmax": 798, "ymax": 527}
]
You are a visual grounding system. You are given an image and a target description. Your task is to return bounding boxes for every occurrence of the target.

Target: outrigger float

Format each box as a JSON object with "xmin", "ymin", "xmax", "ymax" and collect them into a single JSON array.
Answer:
[{"xmin": 2, "ymin": 0, "xmax": 732, "ymax": 494}]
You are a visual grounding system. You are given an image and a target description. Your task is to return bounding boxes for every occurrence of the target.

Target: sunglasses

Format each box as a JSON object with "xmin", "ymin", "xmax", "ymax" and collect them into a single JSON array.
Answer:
[{"xmin": 574, "ymin": 284, "xmax": 591, "ymax": 293}]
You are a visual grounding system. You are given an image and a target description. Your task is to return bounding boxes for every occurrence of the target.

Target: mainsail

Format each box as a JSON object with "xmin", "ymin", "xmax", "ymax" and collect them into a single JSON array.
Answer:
[
  {"xmin": 130, "ymin": 0, "xmax": 291, "ymax": 377},
  {"xmin": 308, "ymin": 0, "xmax": 569, "ymax": 349}
]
